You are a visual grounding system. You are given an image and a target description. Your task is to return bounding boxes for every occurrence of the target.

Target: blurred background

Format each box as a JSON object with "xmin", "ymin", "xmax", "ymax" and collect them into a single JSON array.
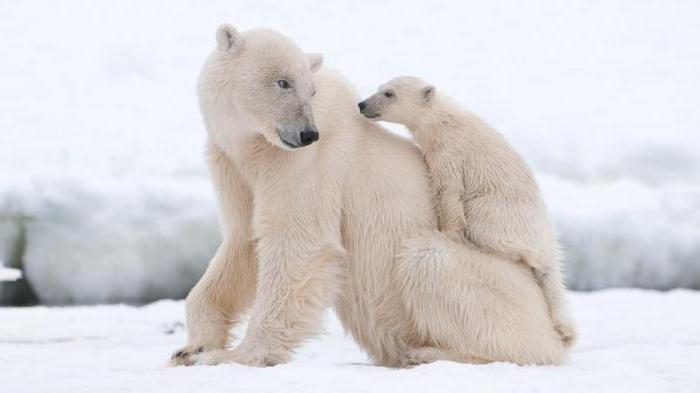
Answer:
[{"xmin": 1, "ymin": 0, "xmax": 699, "ymax": 305}]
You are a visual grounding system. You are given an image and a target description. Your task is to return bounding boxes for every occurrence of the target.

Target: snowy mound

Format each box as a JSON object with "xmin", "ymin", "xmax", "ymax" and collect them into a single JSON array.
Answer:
[
  {"xmin": 542, "ymin": 176, "xmax": 700, "ymax": 290},
  {"xmin": 0, "ymin": 266, "xmax": 22, "ymax": 282},
  {"xmin": 0, "ymin": 174, "xmax": 219, "ymax": 304},
  {"xmin": 1, "ymin": 1, "xmax": 699, "ymax": 304}
]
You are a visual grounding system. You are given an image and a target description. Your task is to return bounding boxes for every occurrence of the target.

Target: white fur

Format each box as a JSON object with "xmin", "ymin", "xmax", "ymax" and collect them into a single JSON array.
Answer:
[
  {"xmin": 361, "ymin": 76, "xmax": 577, "ymax": 347},
  {"xmin": 171, "ymin": 26, "xmax": 568, "ymax": 368}
]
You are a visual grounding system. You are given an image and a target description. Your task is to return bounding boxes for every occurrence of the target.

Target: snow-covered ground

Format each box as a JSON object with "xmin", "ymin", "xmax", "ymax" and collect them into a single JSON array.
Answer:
[
  {"xmin": 1, "ymin": 1, "xmax": 700, "ymax": 303},
  {"xmin": 1, "ymin": 290, "xmax": 699, "ymax": 393}
]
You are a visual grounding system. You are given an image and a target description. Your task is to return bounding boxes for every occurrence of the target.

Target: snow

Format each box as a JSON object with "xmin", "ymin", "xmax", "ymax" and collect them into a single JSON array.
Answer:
[
  {"xmin": 0, "ymin": 265, "xmax": 21, "ymax": 282},
  {"xmin": 1, "ymin": 290, "xmax": 699, "ymax": 393},
  {"xmin": 1, "ymin": 0, "xmax": 700, "ymax": 303}
]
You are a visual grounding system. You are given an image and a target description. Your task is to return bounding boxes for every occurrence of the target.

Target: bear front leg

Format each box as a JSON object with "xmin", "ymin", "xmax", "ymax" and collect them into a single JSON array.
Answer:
[
  {"xmin": 170, "ymin": 240, "xmax": 256, "ymax": 366},
  {"xmin": 171, "ymin": 140, "xmax": 257, "ymax": 366},
  {"xmin": 190, "ymin": 242, "xmax": 346, "ymax": 367}
]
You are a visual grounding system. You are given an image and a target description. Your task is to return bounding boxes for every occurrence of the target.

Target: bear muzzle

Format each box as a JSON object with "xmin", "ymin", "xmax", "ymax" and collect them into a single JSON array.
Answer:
[
  {"xmin": 277, "ymin": 124, "xmax": 319, "ymax": 149},
  {"xmin": 300, "ymin": 127, "xmax": 319, "ymax": 146}
]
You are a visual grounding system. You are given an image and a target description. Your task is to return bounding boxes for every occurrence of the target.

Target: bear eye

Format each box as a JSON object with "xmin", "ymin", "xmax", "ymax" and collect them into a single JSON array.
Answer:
[
  {"xmin": 277, "ymin": 80, "xmax": 291, "ymax": 89},
  {"xmin": 384, "ymin": 91, "xmax": 394, "ymax": 98}
]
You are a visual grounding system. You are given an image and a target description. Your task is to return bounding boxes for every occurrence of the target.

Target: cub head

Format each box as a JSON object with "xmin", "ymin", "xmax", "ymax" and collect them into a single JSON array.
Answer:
[
  {"xmin": 199, "ymin": 24, "xmax": 324, "ymax": 150},
  {"xmin": 358, "ymin": 76, "xmax": 435, "ymax": 125}
]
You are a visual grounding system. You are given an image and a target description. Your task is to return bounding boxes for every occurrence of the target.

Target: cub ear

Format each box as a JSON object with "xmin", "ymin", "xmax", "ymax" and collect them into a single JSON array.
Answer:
[
  {"xmin": 422, "ymin": 85, "xmax": 435, "ymax": 102},
  {"xmin": 307, "ymin": 53, "xmax": 324, "ymax": 73},
  {"xmin": 216, "ymin": 23, "xmax": 242, "ymax": 52}
]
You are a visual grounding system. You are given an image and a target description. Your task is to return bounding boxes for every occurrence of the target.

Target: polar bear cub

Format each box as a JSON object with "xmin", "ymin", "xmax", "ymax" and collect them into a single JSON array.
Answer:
[{"xmin": 359, "ymin": 76, "xmax": 577, "ymax": 347}]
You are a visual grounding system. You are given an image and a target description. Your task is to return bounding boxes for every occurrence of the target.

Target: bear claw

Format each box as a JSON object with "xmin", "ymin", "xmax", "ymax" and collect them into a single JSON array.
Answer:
[{"xmin": 170, "ymin": 346, "xmax": 207, "ymax": 366}]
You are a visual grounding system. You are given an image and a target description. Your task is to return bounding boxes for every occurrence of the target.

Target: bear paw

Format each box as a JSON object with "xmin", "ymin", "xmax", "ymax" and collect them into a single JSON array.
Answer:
[
  {"xmin": 189, "ymin": 348, "xmax": 278, "ymax": 367},
  {"xmin": 169, "ymin": 345, "xmax": 205, "ymax": 367},
  {"xmin": 402, "ymin": 347, "xmax": 446, "ymax": 366}
]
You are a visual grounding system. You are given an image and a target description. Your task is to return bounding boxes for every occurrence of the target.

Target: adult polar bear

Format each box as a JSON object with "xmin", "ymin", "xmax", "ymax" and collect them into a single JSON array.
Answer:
[{"xmin": 171, "ymin": 24, "xmax": 566, "ymax": 367}]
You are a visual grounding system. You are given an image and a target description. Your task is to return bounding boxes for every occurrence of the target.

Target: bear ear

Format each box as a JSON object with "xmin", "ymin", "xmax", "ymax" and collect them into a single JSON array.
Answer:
[
  {"xmin": 216, "ymin": 23, "xmax": 242, "ymax": 52},
  {"xmin": 307, "ymin": 53, "xmax": 324, "ymax": 73},
  {"xmin": 422, "ymin": 85, "xmax": 435, "ymax": 102}
]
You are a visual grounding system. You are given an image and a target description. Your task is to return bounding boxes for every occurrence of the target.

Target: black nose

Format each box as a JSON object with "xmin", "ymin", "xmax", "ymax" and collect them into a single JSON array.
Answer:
[
  {"xmin": 358, "ymin": 101, "xmax": 366, "ymax": 111},
  {"xmin": 300, "ymin": 128, "xmax": 319, "ymax": 146}
]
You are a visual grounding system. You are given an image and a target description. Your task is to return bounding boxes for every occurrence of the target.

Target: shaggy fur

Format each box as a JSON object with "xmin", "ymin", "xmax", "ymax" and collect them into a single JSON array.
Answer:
[
  {"xmin": 360, "ymin": 76, "xmax": 577, "ymax": 347},
  {"xmin": 170, "ymin": 25, "xmax": 568, "ymax": 368}
]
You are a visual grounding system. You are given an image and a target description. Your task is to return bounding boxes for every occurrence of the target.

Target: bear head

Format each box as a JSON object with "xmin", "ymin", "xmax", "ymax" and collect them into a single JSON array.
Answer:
[{"xmin": 198, "ymin": 24, "xmax": 324, "ymax": 151}]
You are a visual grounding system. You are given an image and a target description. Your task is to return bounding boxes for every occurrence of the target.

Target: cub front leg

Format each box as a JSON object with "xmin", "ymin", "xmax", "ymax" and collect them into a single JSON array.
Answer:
[
  {"xmin": 191, "ymin": 242, "xmax": 346, "ymax": 367},
  {"xmin": 436, "ymin": 186, "xmax": 467, "ymax": 243}
]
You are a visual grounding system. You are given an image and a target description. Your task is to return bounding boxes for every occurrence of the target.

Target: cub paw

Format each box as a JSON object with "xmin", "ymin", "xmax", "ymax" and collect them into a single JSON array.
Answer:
[{"xmin": 553, "ymin": 318, "xmax": 578, "ymax": 348}]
